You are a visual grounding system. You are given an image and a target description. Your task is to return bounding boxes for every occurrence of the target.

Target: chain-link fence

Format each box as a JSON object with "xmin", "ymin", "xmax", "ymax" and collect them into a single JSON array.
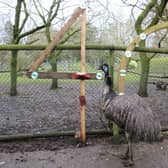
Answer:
[
  {"xmin": 0, "ymin": 50, "xmax": 167, "ymax": 135},
  {"xmin": 0, "ymin": 50, "xmax": 105, "ymax": 135}
]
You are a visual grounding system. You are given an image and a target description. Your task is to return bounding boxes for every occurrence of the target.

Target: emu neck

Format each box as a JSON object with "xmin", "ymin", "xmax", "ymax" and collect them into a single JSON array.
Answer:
[
  {"xmin": 102, "ymin": 76, "xmax": 116, "ymax": 102},
  {"xmin": 103, "ymin": 76, "xmax": 112, "ymax": 95}
]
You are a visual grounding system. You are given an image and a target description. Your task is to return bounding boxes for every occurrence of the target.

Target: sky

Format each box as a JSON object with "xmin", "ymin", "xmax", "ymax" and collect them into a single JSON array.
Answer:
[
  {"xmin": 0, "ymin": 0, "xmax": 139, "ymax": 25},
  {"xmin": 0, "ymin": 0, "xmax": 141, "ymax": 42}
]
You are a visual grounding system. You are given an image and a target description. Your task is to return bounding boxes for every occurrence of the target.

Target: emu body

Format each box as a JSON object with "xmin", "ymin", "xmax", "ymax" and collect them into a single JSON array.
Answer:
[
  {"xmin": 99, "ymin": 63, "xmax": 161, "ymax": 166},
  {"xmin": 103, "ymin": 93, "xmax": 160, "ymax": 141}
]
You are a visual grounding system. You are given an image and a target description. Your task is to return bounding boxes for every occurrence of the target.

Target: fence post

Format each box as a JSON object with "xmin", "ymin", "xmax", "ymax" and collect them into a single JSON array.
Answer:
[{"xmin": 80, "ymin": 8, "xmax": 87, "ymax": 144}]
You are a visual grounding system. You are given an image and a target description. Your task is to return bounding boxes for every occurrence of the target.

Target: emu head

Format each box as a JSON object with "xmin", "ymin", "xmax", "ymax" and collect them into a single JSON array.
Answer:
[
  {"xmin": 98, "ymin": 63, "xmax": 109, "ymax": 78},
  {"xmin": 98, "ymin": 63, "xmax": 113, "ymax": 96}
]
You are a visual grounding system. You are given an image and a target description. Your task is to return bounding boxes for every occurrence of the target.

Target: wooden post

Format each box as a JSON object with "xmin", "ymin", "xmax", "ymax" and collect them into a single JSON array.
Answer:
[
  {"xmin": 118, "ymin": 57, "xmax": 128, "ymax": 94},
  {"xmin": 80, "ymin": 8, "xmax": 86, "ymax": 144},
  {"xmin": 29, "ymin": 7, "xmax": 83, "ymax": 72}
]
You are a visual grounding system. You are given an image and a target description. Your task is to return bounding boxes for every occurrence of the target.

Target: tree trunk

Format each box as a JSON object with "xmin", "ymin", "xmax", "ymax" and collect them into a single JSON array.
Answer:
[
  {"xmin": 50, "ymin": 52, "xmax": 58, "ymax": 89},
  {"xmin": 45, "ymin": 25, "xmax": 58, "ymax": 89},
  {"xmin": 138, "ymin": 41, "xmax": 150, "ymax": 97},
  {"xmin": 109, "ymin": 50, "xmax": 114, "ymax": 89},
  {"xmin": 10, "ymin": 50, "xmax": 18, "ymax": 96},
  {"xmin": 9, "ymin": 0, "xmax": 21, "ymax": 96},
  {"xmin": 134, "ymin": 1, "xmax": 167, "ymax": 97},
  {"xmin": 109, "ymin": 50, "xmax": 120, "ymax": 138}
]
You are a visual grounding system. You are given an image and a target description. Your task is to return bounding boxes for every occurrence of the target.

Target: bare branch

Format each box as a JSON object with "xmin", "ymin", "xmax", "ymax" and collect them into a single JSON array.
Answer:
[
  {"xmin": 158, "ymin": 30, "xmax": 168, "ymax": 48},
  {"xmin": 50, "ymin": 0, "xmax": 61, "ymax": 22},
  {"xmin": 149, "ymin": 29, "xmax": 168, "ymax": 60},
  {"xmin": 17, "ymin": 24, "xmax": 47, "ymax": 41},
  {"xmin": 95, "ymin": 0, "xmax": 121, "ymax": 23},
  {"xmin": 59, "ymin": 28, "xmax": 80, "ymax": 45},
  {"xmin": 121, "ymin": 0, "xmax": 144, "ymax": 11},
  {"xmin": 18, "ymin": 0, "xmax": 29, "ymax": 34},
  {"xmin": 26, "ymin": 38, "xmax": 39, "ymax": 44},
  {"xmin": 0, "ymin": 1, "xmax": 15, "ymax": 9},
  {"xmin": 148, "ymin": 0, "xmax": 167, "ymax": 28},
  {"xmin": 135, "ymin": 0, "xmax": 157, "ymax": 33},
  {"xmin": 33, "ymin": 0, "xmax": 46, "ymax": 24}
]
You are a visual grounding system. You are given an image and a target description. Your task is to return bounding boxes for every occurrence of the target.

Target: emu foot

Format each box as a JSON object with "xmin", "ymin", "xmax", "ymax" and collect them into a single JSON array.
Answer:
[{"xmin": 122, "ymin": 160, "xmax": 135, "ymax": 167}]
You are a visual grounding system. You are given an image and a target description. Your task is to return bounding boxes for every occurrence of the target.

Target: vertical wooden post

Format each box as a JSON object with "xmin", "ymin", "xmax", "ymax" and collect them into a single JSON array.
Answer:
[{"xmin": 80, "ymin": 8, "xmax": 86, "ymax": 144}]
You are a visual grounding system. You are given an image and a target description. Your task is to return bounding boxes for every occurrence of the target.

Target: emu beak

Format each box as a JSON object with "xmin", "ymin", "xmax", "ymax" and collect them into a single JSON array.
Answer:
[{"xmin": 97, "ymin": 65, "xmax": 102, "ymax": 70}]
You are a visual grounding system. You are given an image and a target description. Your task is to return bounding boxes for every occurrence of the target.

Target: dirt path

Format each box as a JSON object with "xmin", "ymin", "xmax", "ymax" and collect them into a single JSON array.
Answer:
[{"xmin": 0, "ymin": 137, "xmax": 167, "ymax": 168}]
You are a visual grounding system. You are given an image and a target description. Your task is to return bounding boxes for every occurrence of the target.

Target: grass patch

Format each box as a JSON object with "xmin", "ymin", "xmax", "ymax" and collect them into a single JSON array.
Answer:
[
  {"xmin": 0, "ymin": 73, "xmax": 10, "ymax": 84},
  {"xmin": 0, "ymin": 58, "xmax": 167, "ymax": 86},
  {"xmin": 150, "ymin": 57, "xmax": 168, "ymax": 73}
]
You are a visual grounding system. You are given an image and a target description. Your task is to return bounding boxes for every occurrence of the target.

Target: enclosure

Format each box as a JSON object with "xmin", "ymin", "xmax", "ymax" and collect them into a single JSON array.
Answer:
[
  {"xmin": 0, "ymin": 0, "xmax": 168, "ymax": 167},
  {"xmin": 0, "ymin": 45, "xmax": 168, "ymax": 168},
  {"xmin": 0, "ymin": 44, "xmax": 168, "ymax": 135}
]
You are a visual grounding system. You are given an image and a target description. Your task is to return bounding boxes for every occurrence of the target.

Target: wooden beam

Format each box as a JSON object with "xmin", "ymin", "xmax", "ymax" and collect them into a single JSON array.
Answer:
[
  {"xmin": 25, "ymin": 72, "xmax": 98, "ymax": 80},
  {"xmin": 1, "ymin": 44, "xmax": 168, "ymax": 54},
  {"xmin": 29, "ymin": 7, "xmax": 83, "ymax": 72},
  {"xmin": 80, "ymin": 8, "xmax": 86, "ymax": 144},
  {"xmin": 0, "ymin": 128, "xmax": 167, "ymax": 142}
]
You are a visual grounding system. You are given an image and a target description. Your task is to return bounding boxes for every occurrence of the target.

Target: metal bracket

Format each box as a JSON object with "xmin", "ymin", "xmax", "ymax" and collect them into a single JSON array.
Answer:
[{"xmin": 79, "ymin": 0, "xmax": 86, "ymax": 9}]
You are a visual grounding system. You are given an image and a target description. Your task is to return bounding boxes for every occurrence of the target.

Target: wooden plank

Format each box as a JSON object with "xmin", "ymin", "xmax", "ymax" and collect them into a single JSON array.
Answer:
[
  {"xmin": 29, "ymin": 7, "xmax": 83, "ymax": 72},
  {"xmin": 26, "ymin": 72, "xmax": 98, "ymax": 80}
]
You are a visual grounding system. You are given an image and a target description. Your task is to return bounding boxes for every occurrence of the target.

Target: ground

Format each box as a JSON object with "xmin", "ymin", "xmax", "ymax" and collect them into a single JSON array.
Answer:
[
  {"xmin": 0, "ymin": 82, "xmax": 167, "ymax": 167},
  {"xmin": 0, "ymin": 137, "xmax": 168, "ymax": 168}
]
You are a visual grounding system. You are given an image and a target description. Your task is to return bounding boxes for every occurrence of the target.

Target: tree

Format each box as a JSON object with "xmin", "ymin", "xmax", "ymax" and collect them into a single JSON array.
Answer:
[
  {"xmin": 33, "ymin": 0, "xmax": 62, "ymax": 89},
  {"xmin": 9, "ymin": 0, "xmax": 51, "ymax": 96},
  {"xmin": 33, "ymin": 0, "xmax": 92, "ymax": 89},
  {"xmin": 135, "ymin": 0, "xmax": 167, "ymax": 97},
  {"xmin": 122, "ymin": 0, "xmax": 168, "ymax": 96}
]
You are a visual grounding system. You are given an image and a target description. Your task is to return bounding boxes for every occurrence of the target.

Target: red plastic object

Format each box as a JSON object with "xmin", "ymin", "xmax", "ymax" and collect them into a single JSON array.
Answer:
[
  {"xmin": 71, "ymin": 73, "xmax": 91, "ymax": 80},
  {"xmin": 80, "ymin": 96, "xmax": 86, "ymax": 106}
]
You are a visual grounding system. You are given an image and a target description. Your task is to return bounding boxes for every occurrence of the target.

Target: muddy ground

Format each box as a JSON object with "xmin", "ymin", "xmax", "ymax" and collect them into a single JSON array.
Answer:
[
  {"xmin": 0, "ymin": 137, "xmax": 168, "ymax": 168},
  {"xmin": 0, "ymin": 82, "xmax": 168, "ymax": 168}
]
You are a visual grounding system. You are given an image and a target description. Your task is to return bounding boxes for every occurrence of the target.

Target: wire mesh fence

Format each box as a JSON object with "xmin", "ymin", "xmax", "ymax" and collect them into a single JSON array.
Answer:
[
  {"xmin": 0, "ymin": 50, "xmax": 167, "ymax": 135},
  {"xmin": 0, "ymin": 50, "xmax": 104, "ymax": 135}
]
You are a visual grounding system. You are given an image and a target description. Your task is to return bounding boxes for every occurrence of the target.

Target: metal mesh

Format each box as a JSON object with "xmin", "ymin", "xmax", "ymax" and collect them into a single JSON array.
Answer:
[
  {"xmin": 0, "ymin": 50, "xmax": 104, "ymax": 134},
  {"xmin": 0, "ymin": 50, "xmax": 167, "ymax": 134}
]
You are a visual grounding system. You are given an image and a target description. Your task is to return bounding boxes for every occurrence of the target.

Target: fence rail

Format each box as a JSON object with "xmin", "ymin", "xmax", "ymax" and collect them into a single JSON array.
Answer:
[{"xmin": 0, "ymin": 44, "xmax": 168, "ymax": 54}]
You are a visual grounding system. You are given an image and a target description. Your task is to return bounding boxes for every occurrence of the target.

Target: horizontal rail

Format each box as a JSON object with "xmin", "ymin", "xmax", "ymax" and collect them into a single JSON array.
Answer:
[
  {"xmin": 128, "ymin": 71, "xmax": 168, "ymax": 78},
  {"xmin": 0, "ymin": 130, "xmax": 113, "ymax": 142},
  {"xmin": 25, "ymin": 72, "xmax": 99, "ymax": 80},
  {"xmin": 0, "ymin": 44, "xmax": 168, "ymax": 54},
  {"xmin": 0, "ymin": 127, "xmax": 167, "ymax": 142}
]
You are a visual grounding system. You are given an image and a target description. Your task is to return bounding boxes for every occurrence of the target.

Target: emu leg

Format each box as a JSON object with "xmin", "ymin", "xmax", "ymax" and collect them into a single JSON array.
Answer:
[
  {"xmin": 122, "ymin": 132, "xmax": 134, "ymax": 167},
  {"xmin": 120, "ymin": 132, "xmax": 130, "ymax": 160},
  {"xmin": 128, "ymin": 135, "xmax": 134, "ymax": 164}
]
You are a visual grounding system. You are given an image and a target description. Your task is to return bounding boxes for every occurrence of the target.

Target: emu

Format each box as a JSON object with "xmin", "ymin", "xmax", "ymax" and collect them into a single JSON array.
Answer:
[{"xmin": 98, "ymin": 63, "xmax": 161, "ymax": 166}]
